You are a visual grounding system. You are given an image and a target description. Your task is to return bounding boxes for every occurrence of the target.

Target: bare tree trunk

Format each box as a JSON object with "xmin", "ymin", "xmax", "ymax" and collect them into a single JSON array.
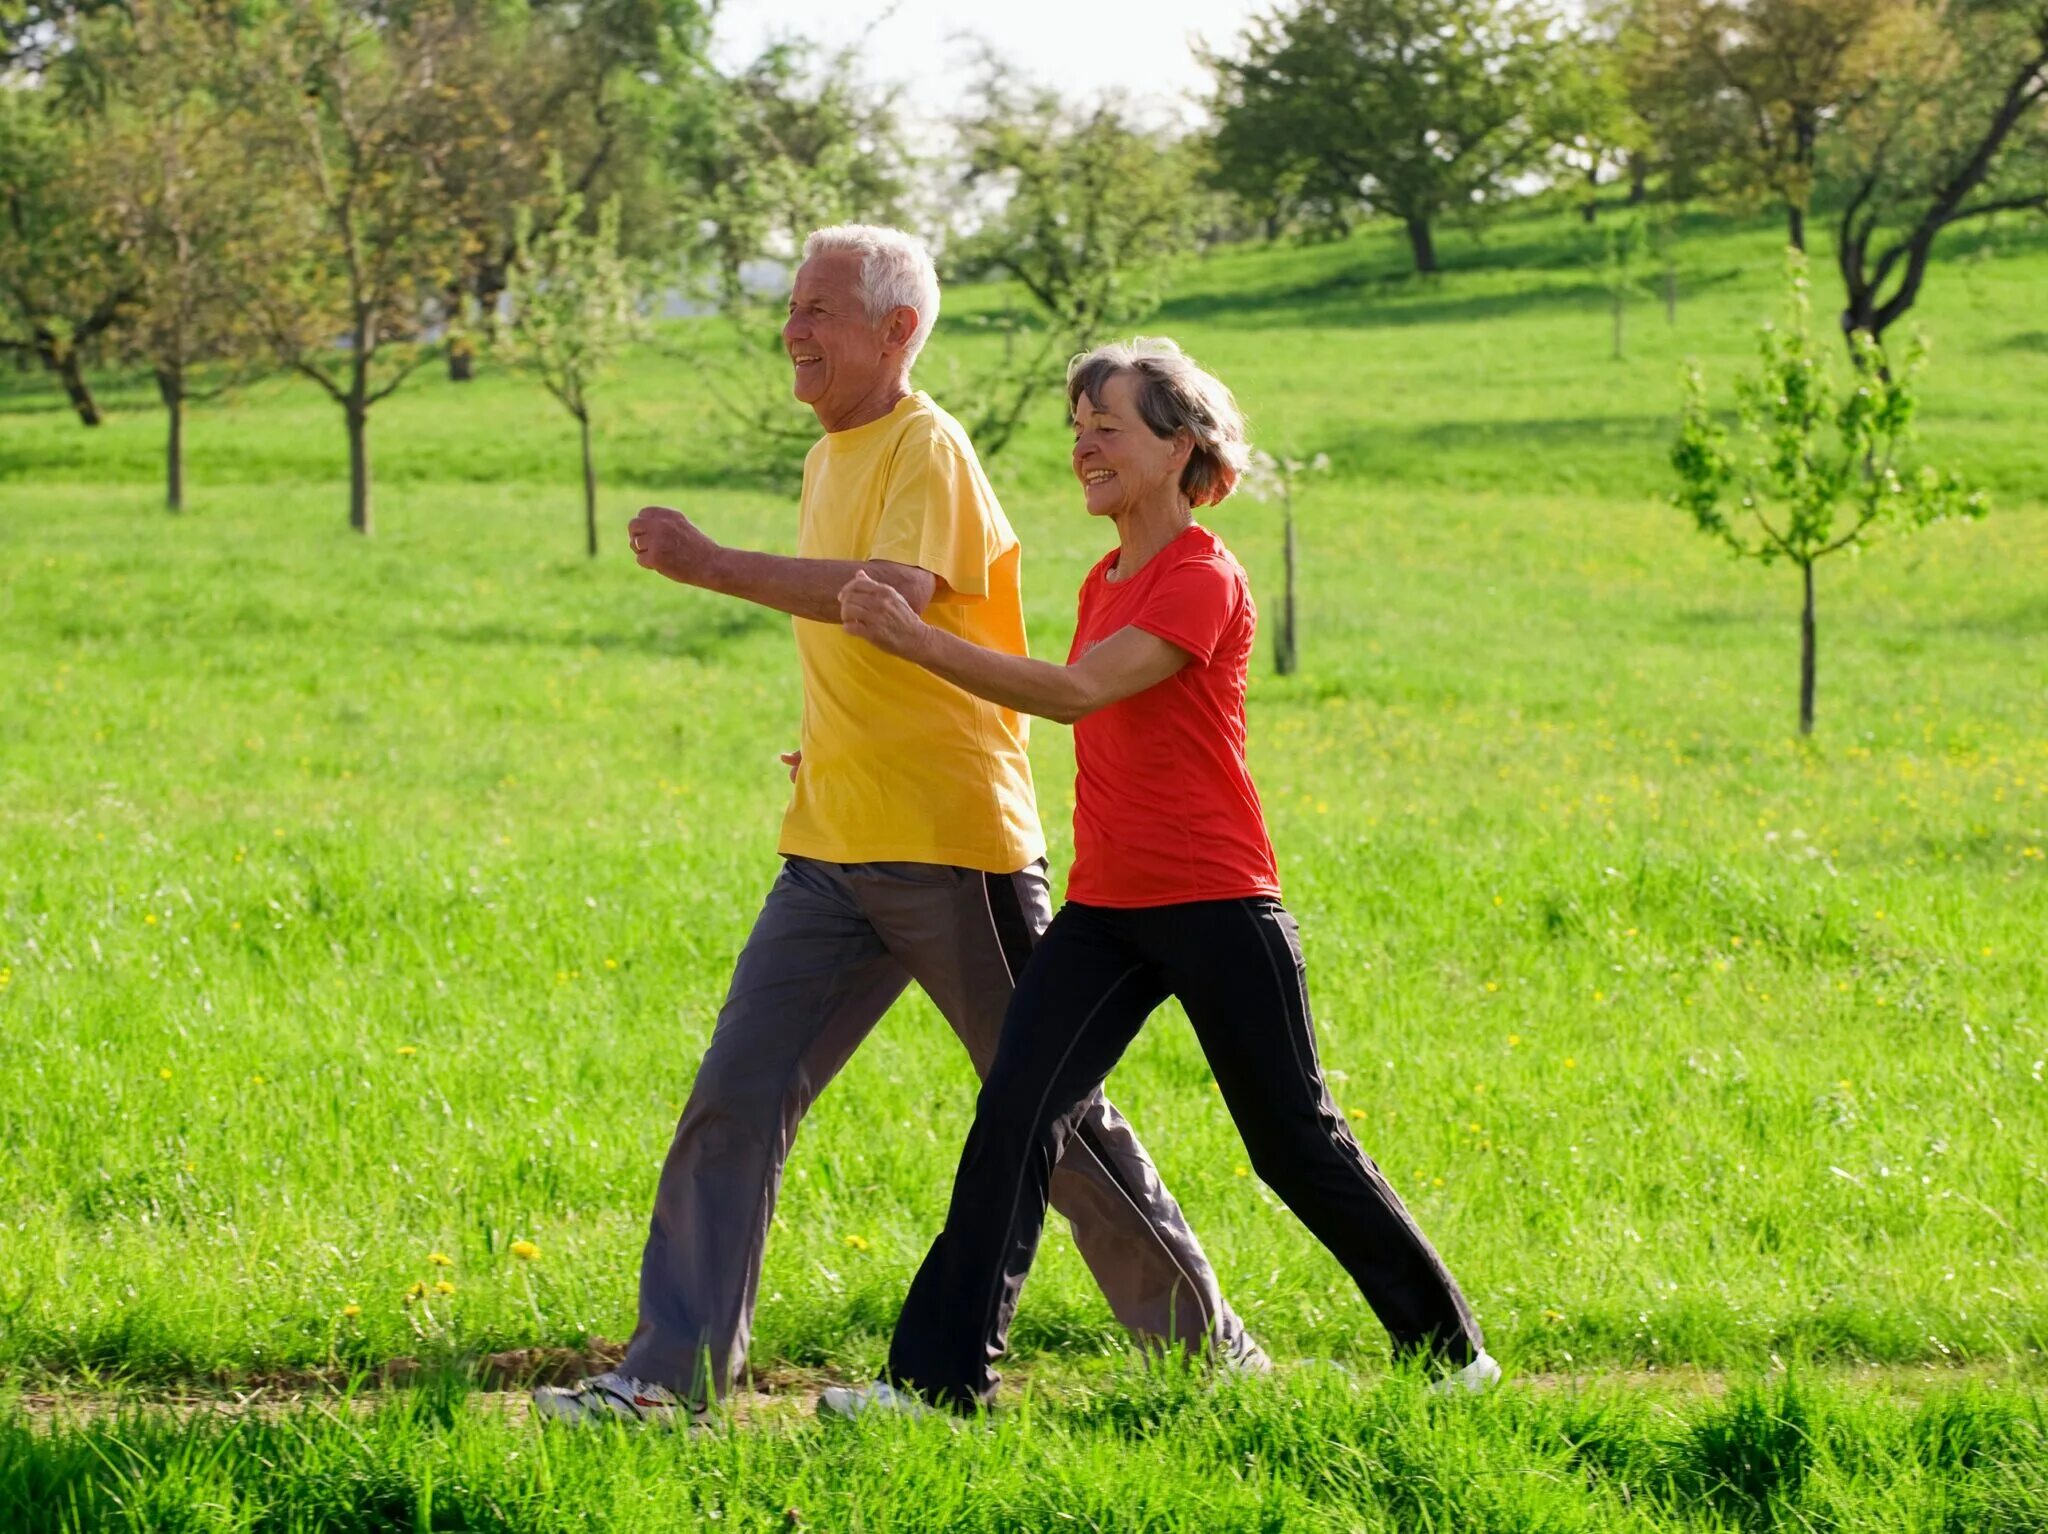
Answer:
[
  {"xmin": 579, "ymin": 407, "xmax": 598, "ymax": 559},
  {"xmin": 1404, "ymin": 215, "xmax": 1438, "ymax": 274},
  {"xmin": 1628, "ymin": 155, "xmax": 1648, "ymax": 205},
  {"xmin": 1277, "ymin": 499, "xmax": 1299, "ymax": 676},
  {"xmin": 1787, "ymin": 201, "xmax": 1807, "ymax": 254},
  {"xmin": 1799, "ymin": 561, "xmax": 1817, "ymax": 736},
  {"xmin": 1612, "ymin": 286, "xmax": 1625, "ymax": 361},
  {"xmin": 447, "ymin": 335, "xmax": 474, "ymax": 382},
  {"xmin": 1664, "ymin": 261, "xmax": 1678, "ymax": 325},
  {"xmin": 37, "ymin": 334, "xmax": 103, "ymax": 426},
  {"xmin": 155, "ymin": 366, "xmax": 184, "ymax": 512},
  {"xmin": 347, "ymin": 404, "xmax": 372, "ymax": 536}
]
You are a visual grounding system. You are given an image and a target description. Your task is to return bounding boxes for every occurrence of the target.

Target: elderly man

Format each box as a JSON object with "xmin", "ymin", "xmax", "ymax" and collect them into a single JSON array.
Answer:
[{"xmin": 534, "ymin": 225, "xmax": 1261, "ymax": 1427}]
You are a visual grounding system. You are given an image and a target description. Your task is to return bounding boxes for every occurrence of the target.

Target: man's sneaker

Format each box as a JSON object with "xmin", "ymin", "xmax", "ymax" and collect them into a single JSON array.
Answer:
[
  {"xmin": 1430, "ymin": 1351, "xmax": 1503, "ymax": 1396},
  {"xmin": 817, "ymin": 1379, "xmax": 934, "ymax": 1421},
  {"xmin": 1218, "ymin": 1330, "xmax": 1275, "ymax": 1376},
  {"xmin": 531, "ymin": 1370, "xmax": 702, "ymax": 1429}
]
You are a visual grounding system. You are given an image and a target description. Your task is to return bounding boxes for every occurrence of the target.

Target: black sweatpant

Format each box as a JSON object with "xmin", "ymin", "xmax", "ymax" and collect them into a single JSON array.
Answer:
[{"xmin": 887, "ymin": 896, "xmax": 1484, "ymax": 1410}]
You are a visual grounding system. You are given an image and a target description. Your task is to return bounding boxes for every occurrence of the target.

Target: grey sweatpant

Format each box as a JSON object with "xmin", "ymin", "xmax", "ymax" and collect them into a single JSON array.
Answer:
[{"xmin": 619, "ymin": 855, "xmax": 1248, "ymax": 1401}]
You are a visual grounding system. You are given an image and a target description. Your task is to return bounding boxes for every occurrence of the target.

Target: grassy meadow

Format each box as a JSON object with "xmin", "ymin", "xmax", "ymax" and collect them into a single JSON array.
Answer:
[{"xmin": 2, "ymin": 204, "xmax": 2045, "ymax": 1528}]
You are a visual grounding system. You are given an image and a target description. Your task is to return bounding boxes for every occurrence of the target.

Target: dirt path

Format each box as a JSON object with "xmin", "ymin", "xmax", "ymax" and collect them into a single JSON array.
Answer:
[{"xmin": 9, "ymin": 1355, "xmax": 2040, "ymax": 1431}]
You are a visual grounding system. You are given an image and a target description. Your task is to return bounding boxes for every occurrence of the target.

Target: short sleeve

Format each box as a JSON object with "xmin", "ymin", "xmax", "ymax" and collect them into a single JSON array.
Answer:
[
  {"xmin": 1133, "ymin": 555, "xmax": 1241, "ymax": 664},
  {"xmin": 869, "ymin": 423, "xmax": 1005, "ymax": 602}
]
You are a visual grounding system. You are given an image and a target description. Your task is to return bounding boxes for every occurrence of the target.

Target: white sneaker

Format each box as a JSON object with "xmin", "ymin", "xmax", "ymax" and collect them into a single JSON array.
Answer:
[
  {"xmin": 1430, "ymin": 1351, "xmax": 1503, "ymax": 1396},
  {"xmin": 531, "ymin": 1370, "xmax": 702, "ymax": 1429},
  {"xmin": 817, "ymin": 1379, "xmax": 934, "ymax": 1421},
  {"xmin": 1219, "ymin": 1331, "xmax": 1275, "ymax": 1375}
]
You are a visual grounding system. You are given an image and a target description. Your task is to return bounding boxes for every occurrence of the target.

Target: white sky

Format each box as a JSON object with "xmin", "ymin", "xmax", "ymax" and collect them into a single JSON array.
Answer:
[{"xmin": 711, "ymin": 0, "xmax": 1271, "ymax": 128}]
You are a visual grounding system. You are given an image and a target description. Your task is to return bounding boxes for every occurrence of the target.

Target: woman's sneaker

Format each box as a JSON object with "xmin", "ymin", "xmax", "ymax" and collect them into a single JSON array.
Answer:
[
  {"xmin": 817, "ymin": 1379, "xmax": 933, "ymax": 1421},
  {"xmin": 531, "ymin": 1371, "xmax": 701, "ymax": 1429},
  {"xmin": 1430, "ymin": 1351, "xmax": 1503, "ymax": 1396}
]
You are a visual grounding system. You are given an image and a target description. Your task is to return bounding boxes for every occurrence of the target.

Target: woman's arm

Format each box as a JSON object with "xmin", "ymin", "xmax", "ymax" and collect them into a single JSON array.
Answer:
[{"xmin": 839, "ymin": 571, "xmax": 1189, "ymax": 724}]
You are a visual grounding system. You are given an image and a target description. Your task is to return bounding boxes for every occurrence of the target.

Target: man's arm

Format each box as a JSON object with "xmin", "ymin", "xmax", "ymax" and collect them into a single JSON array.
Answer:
[
  {"xmin": 839, "ymin": 571, "xmax": 1188, "ymax": 724},
  {"xmin": 628, "ymin": 505, "xmax": 938, "ymax": 621}
]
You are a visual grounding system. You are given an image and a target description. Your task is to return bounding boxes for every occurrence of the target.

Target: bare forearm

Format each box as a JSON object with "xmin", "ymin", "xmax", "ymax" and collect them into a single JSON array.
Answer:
[
  {"xmin": 906, "ymin": 626, "xmax": 1096, "ymax": 724},
  {"xmin": 694, "ymin": 548, "xmax": 928, "ymax": 623}
]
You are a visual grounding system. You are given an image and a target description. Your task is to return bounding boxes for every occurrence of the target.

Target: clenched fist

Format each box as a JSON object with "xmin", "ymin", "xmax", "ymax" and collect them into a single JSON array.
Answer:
[
  {"xmin": 628, "ymin": 506, "xmax": 722, "ymax": 584},
  {"xmin": 838, "ymin": 570, "xmax": 926, "ymax": 659}
]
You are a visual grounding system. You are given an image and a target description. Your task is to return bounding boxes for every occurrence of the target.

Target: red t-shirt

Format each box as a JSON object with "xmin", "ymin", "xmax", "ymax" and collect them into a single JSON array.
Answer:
[{"xmin": 1064, "ymin": 524, "xmax": 1281, "ymax": 908}]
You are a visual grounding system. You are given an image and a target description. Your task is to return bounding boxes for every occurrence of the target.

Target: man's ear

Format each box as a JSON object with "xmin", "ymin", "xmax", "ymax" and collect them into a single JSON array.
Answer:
[{"xmin": 884, "ymin": 304, "xmax": 920, "ymax": 353}]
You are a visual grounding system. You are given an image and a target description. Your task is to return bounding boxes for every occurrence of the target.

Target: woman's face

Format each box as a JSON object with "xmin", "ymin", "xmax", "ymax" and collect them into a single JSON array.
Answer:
[{"xmin": 1071, "ymin": 372, "xmax": 1187, "ymax": 519}]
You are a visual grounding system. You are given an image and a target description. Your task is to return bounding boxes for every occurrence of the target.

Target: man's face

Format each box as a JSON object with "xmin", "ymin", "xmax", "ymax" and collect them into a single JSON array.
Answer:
[{"xmin": 782, "ymin": 251, "xmax": 889, "ymax": 421}]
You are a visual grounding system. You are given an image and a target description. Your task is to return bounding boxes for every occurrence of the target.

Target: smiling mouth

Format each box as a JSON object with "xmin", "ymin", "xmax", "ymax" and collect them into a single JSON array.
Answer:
[
  {"xmin": 791, "ymin": 354, "xmax": 822, "ymax": 367},
  {"xmin": 1083, "ymin": 469, "xmax": 1115, "ymax": 485}
]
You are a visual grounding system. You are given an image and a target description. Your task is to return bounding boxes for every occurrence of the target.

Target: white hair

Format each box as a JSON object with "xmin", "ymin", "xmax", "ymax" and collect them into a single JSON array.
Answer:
[{"xmin": 801, "ymin": 224, "xmax": 941, "ymax": 367}]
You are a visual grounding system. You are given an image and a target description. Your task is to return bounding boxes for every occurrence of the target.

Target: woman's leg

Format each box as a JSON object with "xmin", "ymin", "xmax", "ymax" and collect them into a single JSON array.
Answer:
[
  {"xmin": 887, "ymin": 904, "xmax": 1167, "ymax": 1409},
  {"xmin": 1150, "ymin": 898, "xmax": 1485, "ymax": 1365}
]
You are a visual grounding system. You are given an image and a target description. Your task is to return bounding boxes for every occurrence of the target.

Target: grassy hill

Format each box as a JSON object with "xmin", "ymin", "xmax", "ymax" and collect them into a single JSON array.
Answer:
[{"xmin": 2, "ymin": 204, "xmax": 2044, "ymax": 1530}]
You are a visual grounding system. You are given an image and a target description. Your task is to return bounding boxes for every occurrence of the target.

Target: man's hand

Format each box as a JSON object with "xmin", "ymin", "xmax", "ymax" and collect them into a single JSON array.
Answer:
[
  {"xmin": 628, "ymin": 506, "xmax": 723, "ymax": 586},
  {"xmin": 839, "ymin": 570, "xmax": 928, "ymax": 660},
  {"xmin": 779, "ymin": 749, "xmax": 802, "ymax": 782}
]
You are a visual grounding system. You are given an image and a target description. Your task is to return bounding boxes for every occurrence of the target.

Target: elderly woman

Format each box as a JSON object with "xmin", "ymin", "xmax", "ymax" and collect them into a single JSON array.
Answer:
[{"xmin": 826, "ymin": 339, "xmax": 1496, "ymax": 1415}]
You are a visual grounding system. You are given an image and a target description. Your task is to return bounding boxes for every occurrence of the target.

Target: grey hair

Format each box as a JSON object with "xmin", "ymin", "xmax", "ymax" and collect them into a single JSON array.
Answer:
[
  {"xmin": 1065, "ymin": 337, "xmax": 1251, "ymax": 508},
  {"xmin": 801, "ymin": 224, "xmax": 941, "ymax": 366}
]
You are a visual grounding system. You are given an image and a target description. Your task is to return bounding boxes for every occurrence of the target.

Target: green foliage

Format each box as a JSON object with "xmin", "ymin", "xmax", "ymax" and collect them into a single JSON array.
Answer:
[
  {"xmin": 1206, "ymin": 0, "xmax": 1583, "ymax": 271},
  {"xmin": 940, "ymin": 70, "xmax": 1209, "ymax": 457},
  {"xmin": 503, "ymin": 175, "xmax": 641, "ymax": 424},
  {"xmin": 0, "ymin": 83, "xmax": 137, "ymax": 422},
  {"xmin": 1672, "ymin": 251, "xmax": 1987, "ymax": 731},
  {"xmin": 1672, "ymin": 255, "xmax": 1986, "ymax": 569}
]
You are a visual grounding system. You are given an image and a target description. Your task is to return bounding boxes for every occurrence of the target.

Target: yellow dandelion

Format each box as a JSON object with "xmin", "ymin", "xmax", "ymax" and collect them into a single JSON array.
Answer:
[
  {"xmin": 1484, "ymin": 981, "xmax": 1500, "ymax": 993},
  {"xmin": 1981, "ymin": 946, "xmax": 1993, "ymax": 957},
  {"xmin": 404, "ymin": 1281, "xmax": 428, "ymax": 1301},
  {"xmin": 434, "ymin": 1279, "xmax": 456, "ymax": 1295},
  {"xmin": 1234, "ymin": 1165, "xmax": 1250, "ymax": 1178},
  {"xmin": 510, "ymin": 1240, "xmax": 541, "ymax": 1261},
  {"xmin": 0, "ymin": 967, "xmax": 12, "ymax": 988},
  {"xmin": 842, "ymin": 1234, "xmax": 870, "ymax": 1252},
  {"xmin": 1593, "ymin": 990, "xmax": 1605, "ymax": 1002},
  {"xmin": 144, "ymin": 913, "xmax": 158, "ymax": 926},
  {"xmin": 397, "ymin": 1045, "xmax": 418, "ymax": 1057},
  {"xmin": 158, "ymin": 1067, "xmax": 173, "ymax": 1081},
  {"xmin": 603, "ymin": 958, "xmax": 618, "ymax": 970},
  {"xmin": 342, "ymin": 1304, "xmax": 361, "ymax": 1319},
  {"xmin": 1432, "ymin": 1176, "xmax": 1445, "ymax": 1188},
  {"xmin": 427, "ymin": 1251, "xmax": 453, "ymax": 1267},
  {"xmin": 1728, "ymin": 935, "xmax": 1743, "ymax": 948},
  {"xmin": 1507, "ymin": 1033, "xmax": 1521, "ymax": 1047},
  {"xmin": 1563, "ymin": 1057, "xmax": 1577, "ymax": 1070},
  {"xmin": 181, "ymin": 1161, "xmax": 195, "ymax": 1173},
  {"xmin": 1348, "ymin": 1108, "xmax": 1367, "ymax": 1121}
]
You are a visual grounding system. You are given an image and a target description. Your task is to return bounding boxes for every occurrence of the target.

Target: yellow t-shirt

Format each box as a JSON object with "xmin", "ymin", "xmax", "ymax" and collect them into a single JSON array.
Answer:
[{"xmin": 778, "ymin": 391, "xmax": 1045, "ymax": 873}]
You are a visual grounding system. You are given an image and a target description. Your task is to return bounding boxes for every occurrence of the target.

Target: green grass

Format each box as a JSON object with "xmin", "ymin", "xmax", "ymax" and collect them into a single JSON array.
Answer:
[{"xmin": 3, "ymin": 202, "xmax": 2045, "ymax": 1525}]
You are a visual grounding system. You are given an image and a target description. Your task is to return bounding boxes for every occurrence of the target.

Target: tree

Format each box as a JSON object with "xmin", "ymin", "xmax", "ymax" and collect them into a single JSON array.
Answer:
[
  {"xmin": 421, "ymin": 0, "xmax": 710, "ymax": 381},
  {"xmin": 1670, "ymin": 256, "xmax": 1986, "ymax": 734},
  {"xmin": 0, "ymin": 86, "xmax": 136, "ymax": 425},
  {"xmin": 233, "ymin": 3, "xmax": 473, "ymax": 534},
  {"xmin": 87, "ymin": 0, "xmax": 263, "ymax": 511},
  {"xmin": 1621, "ymin": 0, "xmax": 1903, "ymax": 251},
  {"xmin": 1206, "ymin": 0, "xmax": 1580, "ymax": 274},
  {"xmin": 1241, "ymin": 449, "xmax": 1330, "ymax": 676},
  {"xmin": 502, "ymin": 172, "xmax": 642, "ymax": 558},
  {"xmin": 943, "ymin": 71, "xmax": 1209, "ymax": 457},
  {"xmin": 1832, "ymin": 0, "xmax": 2048, "ymax": 354}
]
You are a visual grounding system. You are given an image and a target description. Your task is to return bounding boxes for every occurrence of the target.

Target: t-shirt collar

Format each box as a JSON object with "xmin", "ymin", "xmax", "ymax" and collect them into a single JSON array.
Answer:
[{"xmin": 822, "ymin": 390, "xmax": 924, "ymax": 449}]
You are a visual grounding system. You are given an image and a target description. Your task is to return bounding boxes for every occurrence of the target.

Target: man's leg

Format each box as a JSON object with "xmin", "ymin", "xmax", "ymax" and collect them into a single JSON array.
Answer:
[
  {"xmin": 619, "ymin": 858, "xmax": 909, "ymax": 1402},
  {"xmin": 861, "ymin": 863, "xmax": 1253, "ymax": 1361}
]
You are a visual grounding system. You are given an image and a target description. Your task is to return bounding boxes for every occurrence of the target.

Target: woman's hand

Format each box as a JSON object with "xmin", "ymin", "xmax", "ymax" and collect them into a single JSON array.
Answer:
[{"xmin": 839, "ymin": 570, "xmax": 928, "ymax": 660}]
